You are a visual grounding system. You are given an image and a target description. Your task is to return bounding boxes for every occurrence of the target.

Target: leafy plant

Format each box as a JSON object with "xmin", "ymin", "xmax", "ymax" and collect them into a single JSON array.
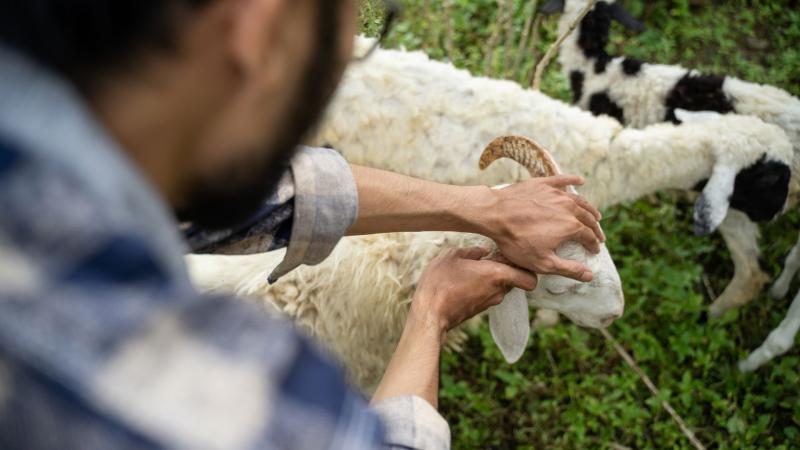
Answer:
[{"xmin": 359, "ymin": 1, "xmax": 800, "ymax": 447}]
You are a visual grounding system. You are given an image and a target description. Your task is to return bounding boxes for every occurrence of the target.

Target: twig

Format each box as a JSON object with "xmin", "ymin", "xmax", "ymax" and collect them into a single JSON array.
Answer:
[
  {"xmin": 511, "ymin": 1, "xmax": 538, "ymax": 81},
  {"xmin": 499, "ymin": 0, "xmax": 520, "ymax": 78},
  {"xmin": 443, "ymin": 0, "xmax": 456, "ymax": 61},
  {"xmin": 532, "ymin": 0, "xmax": 598, "ymax": 90},
  {"xmin": 524, "ymin": 14, "xmax": 544, "ymax": 85},
  {"xmin": 608, "ymin": 444, "xmax": 633, "ymax": 450},
  {"xmin": 422, "ymin": 0, "xmax": 433, "ymax": 50},
  {"xmin": 483, "ymin": 0, "xmax": 510, "ymax": 75},
  {"xmin": 545, "ymin": 349, "xmax": 558, "ymax": 376},
  {"xmin": 702, "ymin": 274, "xmax": 717, "ymax": 300},
  {"xmin": 600, "ymin": 328, "xmax": 707, "ymax": 450}
]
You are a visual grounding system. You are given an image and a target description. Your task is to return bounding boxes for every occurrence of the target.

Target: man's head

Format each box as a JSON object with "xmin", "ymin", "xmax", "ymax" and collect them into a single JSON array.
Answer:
[{"xmin": 0, "ymin": 0, "xmax": 359, "ymax": 229}]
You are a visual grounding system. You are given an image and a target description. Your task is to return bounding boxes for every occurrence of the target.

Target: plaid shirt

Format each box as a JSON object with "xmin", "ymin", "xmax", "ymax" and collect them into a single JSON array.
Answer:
[{"xmin": 0, "ymin": 45, "xmax": 450, "ymax": 450}]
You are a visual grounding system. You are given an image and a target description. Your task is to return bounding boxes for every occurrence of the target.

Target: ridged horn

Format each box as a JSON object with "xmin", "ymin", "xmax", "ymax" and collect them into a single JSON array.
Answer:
[{"xmin": 479, "ymin": 135, "xmax": 561, "ymax": 178}]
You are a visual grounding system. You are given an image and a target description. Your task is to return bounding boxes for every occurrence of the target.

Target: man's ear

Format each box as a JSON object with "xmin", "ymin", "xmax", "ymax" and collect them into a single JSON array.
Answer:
[{"xmin": 228, "ymin": 0, "xmax": 286, "ymax": 77}]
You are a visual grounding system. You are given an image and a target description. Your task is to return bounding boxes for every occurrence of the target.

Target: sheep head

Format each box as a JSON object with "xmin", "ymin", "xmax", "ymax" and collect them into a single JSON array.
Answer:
[
  {"xmin": 541, "ymin": 0, "xmax": 646, "ymax": 33},
  {"xmin": 480, "ymin": 135, "xmax": 625, "ymax": 363},
  {"xmin": 674, "ymin": 110, "xmax": 793, "ymax": 236}
]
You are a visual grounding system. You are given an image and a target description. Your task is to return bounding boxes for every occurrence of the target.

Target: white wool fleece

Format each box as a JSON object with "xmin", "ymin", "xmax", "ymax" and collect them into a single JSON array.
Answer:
[{"xmin": 311, "ymin": 39, "xmax": 793, "ymax": 220}]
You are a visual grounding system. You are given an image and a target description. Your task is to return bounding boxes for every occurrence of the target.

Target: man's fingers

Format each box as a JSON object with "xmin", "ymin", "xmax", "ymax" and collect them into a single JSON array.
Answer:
[
  {"xmin": 488, "ymin": 292, "xmax": 506, "ymax": 307},
  {"xmin": 570, "ymin": 192, "xmax": 602, "ymax": 222},
  {"xmin": 455, "ymin": 246, "xmax": 493, "ymax": 260},
  {"xmin": 549, "ymin": 257, "xmax": 593, "ymax": 282},
  {"xmin": 574, "ymin": 207, "xmax": 605, "ymax": 243},
  {"xmin": 572, "ymin": 226, "xmax": 601, "ymax": 254},
  {"xmin": 485, "ymin": 261, "xmax": 539, "ymax": 291},
  {"xmin": 543, "ymin": 174, "xmax": 585, "ymax": 188}
]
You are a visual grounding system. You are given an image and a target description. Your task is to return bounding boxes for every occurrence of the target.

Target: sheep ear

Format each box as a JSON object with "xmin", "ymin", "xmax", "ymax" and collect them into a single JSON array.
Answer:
[
  {"xmin": 540, "ymin": 0, "xmax": 565, "ymax": 14},
  {"xmin": 488, "ymin": 288, "xmax": 530, "ymax": 364},
  {"xmin": 675, "ymin": 108, "xmax": 723, "ymax": 124},
  {"xmin": 608, "ymin": 3, "xmax": 646, "ymax": 33},
  {"xmin": 694, "ymin": 164, "xmax": 738, "ymax": 236}
]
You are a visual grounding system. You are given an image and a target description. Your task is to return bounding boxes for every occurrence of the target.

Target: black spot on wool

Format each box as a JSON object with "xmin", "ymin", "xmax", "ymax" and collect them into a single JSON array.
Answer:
[
  {"xmin": 665, "ymin": 72, "xmax": 735, "ymax": 123},
  {"xmin": 691, "ymin": 156, "xmax": 790, "ymax": 223},
  {"xmin": 621, "ymin": 58, "xmax": 643, "ymax": 75},
  {"xmin": 729, "ymin": 155, "xmax": 791, "ymax": 222},
  {"xmin": 578, "ymin": 1, "xmax": 613, "ymax": 62},
  {"xmin": 589, "ymin": 92, "xmax": 624, "ymax": 123},
  {"xmin": 569, "ymin": 71, "xmax": 584, "ymax": 104},
  {"xmin": 594, "ymin": 56, "xmax": 611, "ymax": 74}
]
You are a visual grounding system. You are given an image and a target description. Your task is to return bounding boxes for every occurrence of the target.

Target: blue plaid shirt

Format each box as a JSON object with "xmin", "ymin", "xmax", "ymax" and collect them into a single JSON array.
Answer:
[{"xmin": 0, "ymin": 45, "xmax": 450, "ymax": 450}]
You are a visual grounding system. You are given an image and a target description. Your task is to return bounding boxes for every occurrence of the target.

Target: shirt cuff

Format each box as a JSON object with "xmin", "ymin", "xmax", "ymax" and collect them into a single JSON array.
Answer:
[
  {"xmin": 371, "ymin": 396, "xmax": 451, "ymax": 450},
  {"xmin": 269, "ymin": 146, "xmax": 358, "ymax": 282}
]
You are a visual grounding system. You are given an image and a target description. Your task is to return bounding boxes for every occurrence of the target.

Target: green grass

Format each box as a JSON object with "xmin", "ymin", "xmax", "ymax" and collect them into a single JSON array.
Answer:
[{"xmin": 359, "ymin": 1, "xmax": 800, "ymax": 448}]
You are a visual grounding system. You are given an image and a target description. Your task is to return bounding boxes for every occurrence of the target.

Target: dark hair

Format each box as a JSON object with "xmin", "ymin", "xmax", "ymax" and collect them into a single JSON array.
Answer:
[{"xmin": 0, "ymin": 0, "xmax": 211, "ymax": 88}]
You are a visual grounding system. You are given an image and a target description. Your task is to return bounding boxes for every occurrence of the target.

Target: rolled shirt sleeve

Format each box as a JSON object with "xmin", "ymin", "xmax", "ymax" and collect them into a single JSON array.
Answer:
[
  {"xmin": 372, "ymin": 396, "xmax": 452, "ymax": 450},
  {"xmin": 268, "ymin": 146, "xmax": 359, "ymax": 282},
  {"xmin": 185, "ymin": 146, "xmax": 359, "ymax": 282}
]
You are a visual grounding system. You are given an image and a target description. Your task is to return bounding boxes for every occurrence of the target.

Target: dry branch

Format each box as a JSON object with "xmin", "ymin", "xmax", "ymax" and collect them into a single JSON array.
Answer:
[
  {"xmin": 483, "ymin": 0, "xmax": 510, "ymax": 75},
  {"xmin": 422, "ymin": 0, "xmax": 433, "ymax": 49},
  {"xmin": 532, "ymin": 0, "xmax": 598, "ymax": 90},
  {"xmin": 499, "ymin": 1, "xmax": 521, "ymax": 77},
  {"xmin": 523, "ymin": 14, "xmax": 544, "ymax": 85},
  {"xmin": 600, "ymin": 328, "xmax": 707, "ymax": 450},
  {"xmin": 442, "ymin": 0, "xmax": 456, "ymax": 61},
  {"xmin": 511, "ymin": 0, "xmax": 538, "ymax": 80}
]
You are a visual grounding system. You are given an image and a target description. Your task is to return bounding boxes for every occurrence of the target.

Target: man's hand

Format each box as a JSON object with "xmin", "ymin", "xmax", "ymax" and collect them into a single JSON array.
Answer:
[
  {"xmin": 371, "ymin": 246, "xmax": 537, "ymax": 408},
  {"xmin": 348, "ymin": 165, "xmax": 604, "ymax": 282},
  {"xmin": 480, "ymin": 175, "xmax": 604, "ymax": 282},
  {"xmin": 411, "ymin": 246, "xmax": 538, "ymax": 334}
]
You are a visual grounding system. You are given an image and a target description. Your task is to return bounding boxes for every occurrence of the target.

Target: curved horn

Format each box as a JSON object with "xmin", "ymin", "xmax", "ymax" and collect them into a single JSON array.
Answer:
[{"xmin": 480, "ymin": 135, "xmax": 562, "ymax": 178}]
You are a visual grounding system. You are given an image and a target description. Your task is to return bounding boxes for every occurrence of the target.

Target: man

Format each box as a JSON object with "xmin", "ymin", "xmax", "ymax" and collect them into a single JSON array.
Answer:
[{"xmin": 0, "ymin": 0, "xmax": 604, "ymax": 448}]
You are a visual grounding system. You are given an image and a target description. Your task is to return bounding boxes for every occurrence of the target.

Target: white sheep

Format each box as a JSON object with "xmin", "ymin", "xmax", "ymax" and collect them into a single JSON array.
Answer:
[
  {"xmin": 311, "ymin": 39, "xmax": 792, "ymax": 281},
  {"xmin": 192, "ymin": 41, "xmax": 793, "ymax": 380},
  {"xmin": 312, "ymin": 38, "xmax": 791, "ymax": 231},
  {"xmin": 187, "ymin": 139, "xmax": 626, "ymax": 392},
  {"xmin": 547, "ymin": 0, "xmax": 800, "ymax": 318},
  {"xmin": 544, "ymin": 0, "xmax": 800, "ymax": 369}
]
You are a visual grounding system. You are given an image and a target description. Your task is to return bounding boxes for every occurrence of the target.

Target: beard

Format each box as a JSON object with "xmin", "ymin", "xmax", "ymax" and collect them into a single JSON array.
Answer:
[{"xmin": 176, "ymin": 1, "xmax": 343, "ymax": 230}]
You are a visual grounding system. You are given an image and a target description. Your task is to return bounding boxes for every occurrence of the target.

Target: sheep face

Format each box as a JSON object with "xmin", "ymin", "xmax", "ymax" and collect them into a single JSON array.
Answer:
[
  {"xmin": 480, "ymin": 135, "xmax": 625, "ymax": 330},
  {"xmin": 529, "ymin": 242, "xmax": 624, "ymax": 328}
]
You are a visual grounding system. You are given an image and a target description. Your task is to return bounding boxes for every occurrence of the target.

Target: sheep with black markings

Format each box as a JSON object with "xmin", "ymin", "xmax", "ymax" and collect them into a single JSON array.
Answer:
[
  {"xmin": 310, "ymin": 38, "xmax": 792, "ymax": 267},
  {"xmin": 309, "ymin": 39, "xmax": 792, "ymax": 328},
  {"xmin": 545, "ymin": 0, "xmax": 800, "ymax": 320},
  {"xmin": 739, "ymin": 239, "xmax": 800, "ymax": 372},
  {"xmin": 543, "ymin": 0, "xmax": 800, "ymax": 369}
]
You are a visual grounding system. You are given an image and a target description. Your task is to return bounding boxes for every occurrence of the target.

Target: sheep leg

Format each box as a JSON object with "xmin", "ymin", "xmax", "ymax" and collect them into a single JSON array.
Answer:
[
  {"xmin": 709, "ymin": 211, "xmax": 769, "ymax": 318},
  {"xmin": 738, "ymin": 288, "xmax": 800, "ymax": 372},
  {"xmin": 769, "ymin": 231, "xmax": 800, "ymax": 299}
]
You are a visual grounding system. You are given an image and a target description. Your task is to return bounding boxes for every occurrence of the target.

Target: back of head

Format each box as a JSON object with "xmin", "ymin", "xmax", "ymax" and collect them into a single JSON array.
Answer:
[{"xmin": 0, "ymin": 0, "xmax": 210, "ymax": 90}]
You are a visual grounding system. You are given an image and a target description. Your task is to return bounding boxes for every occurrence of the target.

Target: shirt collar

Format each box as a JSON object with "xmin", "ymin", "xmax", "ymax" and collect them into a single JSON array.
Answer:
[{"xmin": 0, "ymin": 44, "xmax": 191, "ymax": 285}]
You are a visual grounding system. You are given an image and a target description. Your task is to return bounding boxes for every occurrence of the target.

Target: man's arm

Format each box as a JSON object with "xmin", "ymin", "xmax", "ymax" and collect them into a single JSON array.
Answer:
[
  {"xmin": 369, "ymin": 247, "xmax": 538, "ymax": 449},
  {"xmin": 349, "ymin": 164, "xmax": 605, "ymax": 282},
  {"xmin": 188, "ymin": 149, "xmax": 605, "ymax": 283}
]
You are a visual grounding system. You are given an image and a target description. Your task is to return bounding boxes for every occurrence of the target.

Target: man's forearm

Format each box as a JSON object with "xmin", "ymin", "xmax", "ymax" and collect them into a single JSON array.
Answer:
[
  {"xmin": 371, "ymin": 309, "xmax": 444, "ymax": 408},
  {"xmin": 348, "ymin": 164, "xmax": 497, "ymax": 237}
]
